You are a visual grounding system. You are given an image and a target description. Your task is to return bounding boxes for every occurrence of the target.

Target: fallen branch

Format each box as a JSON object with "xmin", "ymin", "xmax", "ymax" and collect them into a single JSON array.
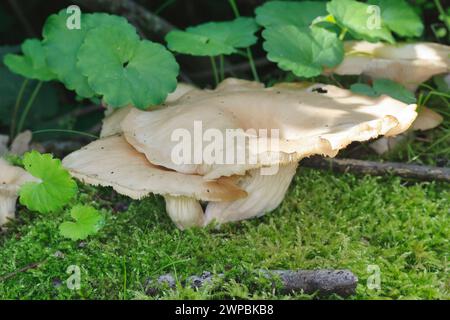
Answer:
[
  {"xmin": 146, "ymin": 269, "xmax": 358, "ymax": 298},
  {"xmin": 71, "ymin": 0, "xmax": 175, "ymax": 40},
  {"xmin": 301, "ymin": 157, "xmax": 450, "ymax": 182}
]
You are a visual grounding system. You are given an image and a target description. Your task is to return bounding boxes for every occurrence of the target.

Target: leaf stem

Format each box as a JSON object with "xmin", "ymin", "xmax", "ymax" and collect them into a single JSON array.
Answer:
[
  {"xmin": 434, "ymin": 0, "xmax": 450, "ymax": 34},
  {"xmin": 228, "ymin": 0, "xmax": 260, "ymax": 81},
  {"xmin": 228, "ymin": 0, "xmax": 240, "ymax": 17},
  {"xmin": 210, "ymin": 56, "xmax": 219, "ymax": 86},
  {"xmin": 32, "ymin": 129, "xmax": 99, "ymax": 139},
  {"xmin": 16, "ymin": 81, "xmax": 42, "ymax": 136},
  {"xmin": 339, "ymin": 28, "xmax": 348, "ymax": 41},
  {"xmin": 10, "ymin": 78, "xmax": 29, "ymax": 139},
  {"xmin": 219, "ymin": 55, "xmax": 225, "ymax": 81},
  {"xmin": 246, "ymin": 47, "xmax": 260, "ymax": 82}
]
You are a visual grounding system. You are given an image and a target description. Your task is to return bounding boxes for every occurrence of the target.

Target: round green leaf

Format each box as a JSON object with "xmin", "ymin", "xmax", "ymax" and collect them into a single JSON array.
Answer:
[
  {"xmin": 43, "ymin": 11, "xmax": 133, "ymax": 98},
  {"xmin": 350, "ymin": 80, "xmax": 416, "ymax": 104},
  {"xmin": 78, "ymin": 23, "xmax": 179, "ymax": 109},
  {"xmin": 350, "ymin": 83, "xmax": 378, "ymax": 97},
  {"xmin": 373, "ymin": 79, "xmax": 416, "ymax": 104},
  {"xmin": 368, "ymin": 0, "xmax": 424, "ymax": 38},
  {"xmin": 166, "ymin": 17, "xmax": 259, "ymax": 56},
  {"xmin": 3, "ymin": 39, "xmax": 56, "ymax": 81},
  {"xmin": 327, "ymin": 0, "xmax": 395, "ymax": 44},
  {"xmin": 19, "ymin": 151, "xmax": 78, "ymax": 213},
  {"xmin": 255, "ymin": 1, "xmax": 327, "ymax": 28},
  {"xmin": 262, "ymin": 25, "xmax": 344, "ymax": 78},
  {"xmin": 59, "ymin": 205, "xmax": 104, "ymax": 241}
]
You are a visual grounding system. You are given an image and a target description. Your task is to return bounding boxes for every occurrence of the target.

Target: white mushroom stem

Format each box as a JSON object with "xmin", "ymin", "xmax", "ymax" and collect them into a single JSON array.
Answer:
[
  {"xmin": 0, "ymin": 159, "xmax": 37, "ymax": 226},
  {"xmin": 0, "ymin": 191, "xmax": 18, "ymax": 226},
  {"xmin": 164, "ymin": 195, "xmax": 204, "ymax": 230},
  {"xmin": 204, "ymin": 162, "xmax": 299, "ymax": 225}
]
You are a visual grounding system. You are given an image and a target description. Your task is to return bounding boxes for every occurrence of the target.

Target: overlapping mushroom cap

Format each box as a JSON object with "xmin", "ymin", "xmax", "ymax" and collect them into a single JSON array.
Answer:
[
  {"xmin": 329, "ymin": 41, "xmax": 450, "ymax": 91},
  {"xmin": 63, "ymin": 78, "xmax": 417, "ymax": 229},
  {"xmin": 122, "ymin": 79, "xmax": 417, "ymax": 180}
]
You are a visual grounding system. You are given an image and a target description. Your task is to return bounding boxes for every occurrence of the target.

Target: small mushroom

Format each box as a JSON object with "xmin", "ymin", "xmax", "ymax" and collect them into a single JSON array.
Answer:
[
  {"xmin": 62, "ymin": 135, "xmax": 246, "ymax": 229},
  {"xmin": 369, "ymin": 106, "xmax": 443, "ymax": 155},
  {"xmin": 327, "ymin": 41, "xmax": 450, "ymax": 91},
  {"xmin": 0, "ymin": 158, "xmax": 38, "ymax": 226}
]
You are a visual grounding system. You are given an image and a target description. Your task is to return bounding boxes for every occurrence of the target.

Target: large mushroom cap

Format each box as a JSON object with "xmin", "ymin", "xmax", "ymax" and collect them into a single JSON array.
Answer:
[
  {"xmin": 330, "ymin": 41, "xmax": 450, "ymax": 91},
  {"xmin": 121, "ymin": 79, "xmax": 417, "ymax": 180},
  {"xmin": 62, "ymin": 135, "xmax": 246, "ymax": 202},
  {"xmin": 100, "ymin": 83, "xmax": 198, "ymax": 138}
]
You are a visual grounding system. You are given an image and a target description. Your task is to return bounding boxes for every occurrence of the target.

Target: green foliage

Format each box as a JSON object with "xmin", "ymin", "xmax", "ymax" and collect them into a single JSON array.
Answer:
[
  {"xmin": 5, "ymin": 11, "xmax": 179, "ymax": 109},
  {"xmin": 19, "ymin": 151, "xmax": 78, "ymax": 214},
  {"xmin": 326, "ymin": 0, "xmax": 395, "ymax": 43},
  {"xmin": 166, "ymin": 17, "xmax": 259, "ymax": 56},
  {"xmin": 3, "ymin": 39, "xmax": 56, "ymax": 81},
  {"xmin": 0, "ymin": 171, "xmax": 448, "ymax": 299},
  {"xmin": 59, "ymin": 205, "xmax": 104, "ymax": 240},
  {"xmin": 368, "ymin": 0, "xmax": 424, "ymax": 38},
  {"xmin": 255, "ymin": 1, "xmax": 327, "ymax": 28},
  {"xmin": 351, "ymin": 79, "xmax": 417, "ymax": 104},
  {"xmin": 78, "ymin": 23, "xmax": 178, "ymax": 109},
  {"xmin": 42, "ymin": 12, "xmax": 129, "ymax": 98},
  {"xmin": 263, "ymin": 25, "xmax": 343, "ymax": 78}
]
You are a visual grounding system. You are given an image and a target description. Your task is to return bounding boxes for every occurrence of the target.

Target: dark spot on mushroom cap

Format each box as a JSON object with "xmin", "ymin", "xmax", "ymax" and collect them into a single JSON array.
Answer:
[{"xmin": 312, "ymin": 87, "xmax": 328, "ymax": 94}]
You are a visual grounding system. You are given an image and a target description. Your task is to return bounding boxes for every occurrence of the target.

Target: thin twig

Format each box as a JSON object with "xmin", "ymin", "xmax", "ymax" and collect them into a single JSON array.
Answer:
[
  {"xmin": 0, "ymin": 259, "xmax": 48, "ymax": 282},
  {"xmin": 146, "ymin": 269, "xmax": 358, "ymax": 298},
  {"xmin": 301, "ymin": 157, "xmax": 450, "ymax": 182},
  {"xmin": 71, "ymin": 0, "xmax": 175, "ymax": 40}
]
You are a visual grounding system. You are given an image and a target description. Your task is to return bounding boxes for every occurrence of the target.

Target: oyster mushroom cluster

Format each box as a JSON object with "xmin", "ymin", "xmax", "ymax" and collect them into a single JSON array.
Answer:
[
  {"xmin": 62, "ymin": 78, "xmax": 417, "ymax": 229},
  {"xmin": 328, "ymin": 41, "xmax": 450, "ymax": 91}
]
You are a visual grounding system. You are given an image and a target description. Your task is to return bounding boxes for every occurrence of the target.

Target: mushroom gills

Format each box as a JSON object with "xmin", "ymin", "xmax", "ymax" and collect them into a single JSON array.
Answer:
[{"xmin": 205, "ymin": 162, "xmax": 299, "ymax": 225}]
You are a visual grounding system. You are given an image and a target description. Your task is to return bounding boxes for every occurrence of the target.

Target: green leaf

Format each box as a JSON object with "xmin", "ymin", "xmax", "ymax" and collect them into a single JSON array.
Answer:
[
  {"xmin": 3, "ymin": 39, "xmax": 56, "ymax": 81},
  {"xmin": 262, "ymin": 25, "xmax": 344, "ymax": 78},
  {"xmin": 166, "ymin": 17, "xmax": 258, "ymax": 56},
  {"xmin": 78, "ymin": 23, "xmax": 179, "ymax": 109},
  {"xmin": 19, "ymin": 151, "xmax": 78, "ymax": 213},
  {"xmin": 368, "ymin": 0, "xmax": 424, "ymax": 38},
  {"xmin": 255, "ymin": 1, "xmax": 327, "ymax": 28},
  {"xmin": 373, "ymin": 79, "xmax": 417, "ymax": 104},
  {"xmin": 59, "ymin": 205, "xmax": 104, "ymax": 241},
  {"xmin": 351, "ymin": 79, "xmax": 416, "ymax": 104},
  {"xmin": 350, "ymin": 83, "xmax": 378, "ymax": 97},
  {"xmin": 43, "ymin": 12, "xmax": 133, "ymax": 98},
  {"xmin": 327, "ymin": 0, "xmax": 395, "ymax": 44}
]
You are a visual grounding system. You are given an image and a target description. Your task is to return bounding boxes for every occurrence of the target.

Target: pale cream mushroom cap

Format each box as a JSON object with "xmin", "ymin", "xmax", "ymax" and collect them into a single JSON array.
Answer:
[
  {"xmin": 329, "ymin": 41, "xmax": 450, "ymax": 91},
  {"xmin": 62, "ymin": 135, "xmax": 249, "ymax": 229},
  {"xmin": 121, "ymin": 78, "xmax": 417, "ymax": 180},
  {"xmin": 0, "ymin": 158, "xmax": 37, "ymax": 226},
  {"xmin": 100, "ymin": 83, "xmax": 198, "ymax": 138},
  {"xmin": 62, "ymin": 135, "xmax": 246, "ymax": 202},
  {"xmin": 411, "ymin": 106, "xmax": 443, "ymax": 131}
]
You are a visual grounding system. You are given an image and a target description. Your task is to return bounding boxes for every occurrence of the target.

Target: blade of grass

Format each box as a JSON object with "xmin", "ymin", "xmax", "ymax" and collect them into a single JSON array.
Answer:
[
  {"xmin": 10, "ymin": 78, "xmax": 29, "ymax": 139},
  {"xmin": 32, "ymin": 129, "xmax": 99, "ymax": 139},
  {"xmin": 210, "ymin": 56, "xmax": 219, "ymax": 86},
  {"xmin": 228, "ymin": 0, "xmax": 260, "ymax": 81},
  {"xmin": 16, "ymin": 81, "xmax": 42, "ymax": 136}
]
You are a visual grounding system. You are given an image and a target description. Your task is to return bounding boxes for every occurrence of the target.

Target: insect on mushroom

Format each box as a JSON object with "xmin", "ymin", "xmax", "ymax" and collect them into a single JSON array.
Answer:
[{"xmin": 63, "ymin": 78, "xmax": 418, "ymax": 229}]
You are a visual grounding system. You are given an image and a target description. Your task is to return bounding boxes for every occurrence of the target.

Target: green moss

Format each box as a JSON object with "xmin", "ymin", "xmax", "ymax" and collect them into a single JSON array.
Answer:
[{"xmin": 0, "ymin": 169, "xmax": 448, "ymax": 300}]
